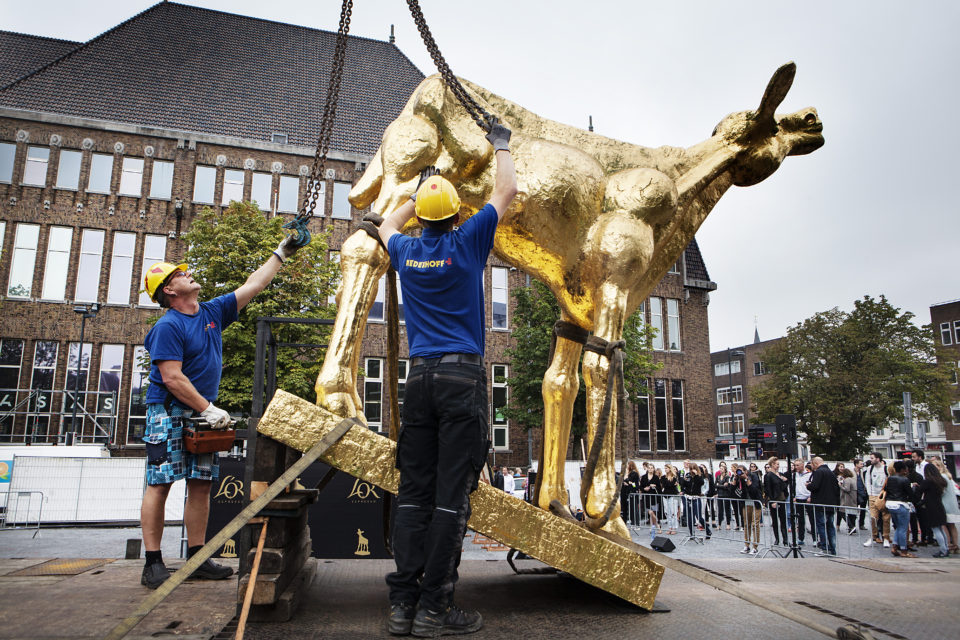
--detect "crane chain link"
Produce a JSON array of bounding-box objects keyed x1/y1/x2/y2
[
  {"x1": 296, "y1": 0, "x2": 354, "y2": 222},
  {"x1": 406, "y1": 0, "x2": 496, "y2": 132}
]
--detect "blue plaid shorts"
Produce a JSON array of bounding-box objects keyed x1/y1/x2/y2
[{"x1": 143, "y1": 402, "x2": 220, "y2": 485}]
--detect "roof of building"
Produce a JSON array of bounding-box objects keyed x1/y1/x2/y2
[
  {"x1": 0, "y1": 2, "x2": 424, "y2": 156},
  {"x1": 0, "y1": 31, "x2": 81, "y2": 88},
  {"x1": 683, "y1": 237, "x2": 712, "y2": 284}
]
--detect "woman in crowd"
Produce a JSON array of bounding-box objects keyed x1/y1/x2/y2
[
  {"x1": 931, "y1": 457, "x2": 959, "y2": 552},
  {"x1": 839, "y1": 468, "x2": 859, "y2": 533},
  {"x1": 919, "y1": 464, "x2": 949, "y2": 557},
  {"x1": 763, "y1": 456, "x2": 789, "y2": 546},
  {"x1": 715, "y1": 462, "x2": 740, "y2": 530},
  {"x1": 885, "y1": 460, "x2": 917, "y2": 558},
  {"x1": 638, "y1": 462, "x2": 661, "y2": 532},
  {"x1": 660, "y1": 464, "x2": 681, "y2": 535},
  {"x1": 620, "y1": 460, "x2": 641, "y2": 527},
  {"x1": 834, "y1": 462, "x2": 847, "y2": 529},
  {"x1": 700, "y1": 464, "x2": 718, "y2": 528},
  {"x1": 730, "y1": 463, "x2": 745, "y2": 530},
  {"x1": 680, "y1": 462, "x2": 711, "y2": 538},
  {"x1": 738, "y1": 466, "x2": 763, "y2": 555}
]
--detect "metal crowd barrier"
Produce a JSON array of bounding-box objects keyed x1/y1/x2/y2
[
  {"x1": 0, "y1": 490, "x2": 44, "y2": 538},
  {"x1": 625, "y1": 493, "x2": 874, "y2": 559}
]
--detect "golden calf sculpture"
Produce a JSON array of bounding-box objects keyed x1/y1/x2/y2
[{"x1": 315, "y1": 62, "x2": 823, "y2": 538}]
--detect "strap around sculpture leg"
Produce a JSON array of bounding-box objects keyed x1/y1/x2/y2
[{"x1": 358, "y1": 212, "x2": 387, "y2": 250}]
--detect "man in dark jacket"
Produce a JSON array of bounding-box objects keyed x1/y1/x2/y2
[
  {"x1": 492, "y1": 466, "x2": 505, "y2": 491},
  {"x1": 807, "y1": 457, "x2": 840, "y2": 555}
]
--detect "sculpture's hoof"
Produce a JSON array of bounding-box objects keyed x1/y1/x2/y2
[
  {"x1": 601, "y1": 516, "x2": 631, "y2": 541},
  {"x1": 314, "y1": 389, "x2": 362, "y2": 423}
]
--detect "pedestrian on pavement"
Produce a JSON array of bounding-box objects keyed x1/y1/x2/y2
[
  {"x1": 862, "y1": 452, "x2": 891, "y2": 548},
  {"x1": 792, "y1": 458, "x2": 812, "y2": 546},
  {"x1": 660, "y1": 465, "x2": 681, "y2": 535},
  {"x1": 738, "y1": 467, "x2": 763, "y2": 555},
  {"x1": 700, "y1": 464, "x2": 718, "y2": 527},
  {"x1": 919, "y1": 464, "x2": 949, "y2": 557},
  {"x1": 885, "y1": 461, "x2": 917, "y2": 558},
  {"x1": 854, "y1": 458, "x2": 868, "y2": 530},
  {"x1": 138, "y1": 236, "x2": 300, "y2": 589},
  {"x1": 380, "y1": 120, "x2": 517, "y2": 638},
  {"x1": 764, "y1": 456, "x2": 789, "y2": 546},
  {"x1": 930, "y1": 457, "x2": 960, "y2": 553},
  {"x1": 620, "y1": 461, "x2": 641, "y2": 526},
  {"x1": 639, "y1": 462, "x2": 660, "y2": 531},
  {"x1": 807, "y1": 456, "x2": 840, "y2": 555},
  {"x1": 716, "y1": 462, "x2": 739, "y2": 531},
  {"x1": 839, "y1": 468, "x2": 859, "y2": 534},
  {"x1": 680, "y1": 462, "x2": 711, "y2": 539},
  {"x1": 502, "y1": 467, "x2": 515, "y2": 496}
]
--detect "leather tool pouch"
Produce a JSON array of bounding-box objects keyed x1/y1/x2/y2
[{"x1": 183, "y1": 421, "x2": 236, "y2": 454}]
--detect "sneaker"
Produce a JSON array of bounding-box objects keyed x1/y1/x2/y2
[
  {"x1": 863, "y1": 539, "x2": 874, "y2": 547},
  {"x1": 883, "y1": 540, "x2": 891, "y2": 548},
  {"x1": 411, "y1": 605, "x2": 483, "y2": 638},
  {"x1": 141, "y1": 562, "x2": 170, "y2": 589},
  {"x1": 739, "y1": 547, "x2": 751, "y2": 554},
  {"x1": 388, "y1": 602, "x2": 416, "y2": 636},
  {"x1": 748, "y1": 549, "x2": 758, "y2": 556},
  {"x1": 932, "y1": 551, "x2": 949, "y2": 558},
  {"x1": 797, "y1": 540, "x2": 805, "y2": 546},
  {"x1": 189, "y1": 558, "x2": 234, "y2": 580},
  {"x1": 848, "y1": 527, "x2": 858, "y2": 535}
]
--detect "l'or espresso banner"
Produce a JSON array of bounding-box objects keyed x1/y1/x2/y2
[{"x1": 207, "y1": 457, "x2": 391, "y2": 559}]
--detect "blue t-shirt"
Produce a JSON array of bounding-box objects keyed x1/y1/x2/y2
[
  {"x1": 388, "y1": 204, "x2": 498, "y2": 358},
  {"x1": 144, "y1": 293, "x2": 238, "y2": 403}
]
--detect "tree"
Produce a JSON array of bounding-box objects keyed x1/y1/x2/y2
[
  {"x1": 752, "y1": 295, "x2": 953, "y2": 460},
  {"x1": 174, "y1": 201, "x2": 339, "y2": 414},
  {"x1": 502, "y1": 278, "x2": 660, "y2": 444}
]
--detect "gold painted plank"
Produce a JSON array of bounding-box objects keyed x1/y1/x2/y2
[{"x1": 258, "y1": 390, "x2": 663, "y2": 609}]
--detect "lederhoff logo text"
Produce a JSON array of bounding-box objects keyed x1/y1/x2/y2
[{"x1": 406, "y1": 257, "x2": 452, "y2": 268}]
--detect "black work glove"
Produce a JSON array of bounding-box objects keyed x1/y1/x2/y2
[
  {"x1": 410, "y1": 166, "x2": 441, "y2": 202},
  {"x1": 485, "y1": 121, "x2": 512, "y2": 152}
]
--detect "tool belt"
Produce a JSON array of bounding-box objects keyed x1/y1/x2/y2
[{"x1": 164, "y1": 393, "x2": 236, "y2": 454}]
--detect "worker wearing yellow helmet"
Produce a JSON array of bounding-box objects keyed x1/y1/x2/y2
[
  {"x1": 378, "y1": 121, "x2": 517, "y2": 637},
  {"x1": 137, "y1": 234, "x2": 302, "y2": 590}
]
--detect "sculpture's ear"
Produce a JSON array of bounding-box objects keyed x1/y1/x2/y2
[{"x1": 756, "y1": 62, "x2": 796, "y2": 126}]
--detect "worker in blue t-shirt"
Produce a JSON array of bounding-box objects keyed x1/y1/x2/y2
[
  {"x1": 136, "y1": 235, "x2": 301, "y2": 589},
  {"x1": 379, "y1": 121, "x2": 517, "y2": 637}
]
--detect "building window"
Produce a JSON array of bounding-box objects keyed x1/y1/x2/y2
[
  {"x1": 0, "y1": 339, "x2": 25, "y2": 438},
  {"x1": 650, "y1": 298, "x2": 664, "y2": 351},
  {"x1": 41, "y1": 226, "x2": 73, "y2": 301},
  {"x1": 668, "y1": 257, "x2": 682, "y2": 274},
  {"x1": 364, "y1": 358, "x2": 383, "y2": 431},
  {"x1": 492, "y1": 364, "x2": 509, "y2": 449},
  {"x1": 397, "y1": 359, "x2": 408, "y2": 416},
  {"x1": 654, "y1": 379, "x2": 668, "y2": 450},
  {"x1": 952, "y1": 402, "x2": 960, "y2": 425},
  {"x1": 87, "y1": 154, "x2": 113, "y2": 193},
  {"x1": 955, "y1": 320, "x2": 960, "y2": 345},
  {"x1": 149, "y1": 160, "x2": 174, "y2": 199},
  {"x1": 397, "y1": 279, "x2": 405, "y2": 324},
  {"x1": 96, "y1": 344, "x2": 124, "y2": 437},
  {"x1": 128, "y1": 346, "x2": 149, "y2": 443},
  {"x1": 492, "y1": 267, "x2": 508, "y2": 329},
  {"x1": 368, "y1": 276, "x2": 385, "y2": 321},
  {"x1": 8, "y1": 223, "x2": 40, "y2": 298},
  {"x1": 192, "y1": 165, "x2": 215, "y2": 203},
  {"x1": 221, "y1": 169, "x2": 244, "y2": 205},
  {"x1": 332, "y1": 182, "x2": 351, "y2": 219},
  {"x1": 754, "y1": 361, "x2": 767, "y2": 376},
  {"x1": 22, "y1": 146, "x2": 49, "y2": 187},
  {"x1": 138, "y1": 235, "x2": 167, "y2": 306},
  {"x1": 118, "y1": 157, "x2": 144, "y2": 196},
  {"x1": 714, "y1": 360, "x2": 741, "y2": 377},
  {"x1": 251, "y1": 172, "x2": 273, "y2": 211},
  {"x1": 56, "y1": 150, "x2": 82, "y2": 190},
  {"x1": 718, "y1": 414, "x2": 745, "y2": 435},
  {"x1": 62, "y1": 341, "x2": 92, "y2": 433},
  {"x1": 277, "y1": 175, "x2": 300, "y2": 213},
  {"x1": 0, "y1": 143, "x2": 15, "y2": 183},
  {"x1": 636, "y1": 392, "x2": 650, "y2": 451},
  {"x1": 27, "y1": 340, "x2": 58, "y2": 441},
  {"x1": 672, "y1": 380, "x2": 685, "y2": 450},
  {"x1": 107, "y1": 232, "x2": 136, "y2": 304},
  {"x1": 942, "y1": 323, "x2": 953, "y2": 346},
  {"x1": 271, "y1": 133, "x2": 288, "y2": 145},
  {"x1": 716, "y1": 386, "x2": 743, "y2": 405},
  {"x1": 950, "y1": 362, "x2": 958, "y2": 385},
  {"x1": 75, "y1": 229, "x2": 105, "y2": 303},
  {"x1": 666, "y1": 298, "x2": 680, "y2": 351}
]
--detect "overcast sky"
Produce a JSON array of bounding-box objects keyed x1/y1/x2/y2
[{"x1": 4, "y1": 0, "x2": 958, "y2": 351}]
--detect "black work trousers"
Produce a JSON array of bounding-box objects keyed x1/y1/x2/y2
[{"x1": 386, "y1": 360, "x2": 488, "y2": 612}]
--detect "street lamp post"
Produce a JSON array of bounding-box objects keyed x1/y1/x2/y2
[
  {"x1": 727, "y1": 348, "x2": 745, "y2": 457},
  {"x1": 68, "y1": 304, "x2": 99, "y2": 445}
]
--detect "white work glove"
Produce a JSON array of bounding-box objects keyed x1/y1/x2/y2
[
  {"x1": 200, "y1": 403, "x2": 232, "y2": 430},
  {"x1": 273, "y1": 235, "x2": 299, "y2": 264}
]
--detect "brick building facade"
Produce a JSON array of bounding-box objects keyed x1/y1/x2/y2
[
  {"x1": 0, "y1": 3, "x2": 719, "y2": 469},
  {"x1": 930, "y1": 299, "x2": 960, "y2": 471}
]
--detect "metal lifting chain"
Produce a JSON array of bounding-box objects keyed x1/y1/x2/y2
[
  {"x1": 286, "y1": 0, "x2": 354, "y2": 244},
  {"x1": 406, "y1": 0, "x2": 495, "y2": 131}
]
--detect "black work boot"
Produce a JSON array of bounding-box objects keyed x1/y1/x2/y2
[
  {"x1": 141, "y1": 561, "x2": 171, "y2": 589},
  {"x1": 388, "y1": 602, "x2": 416, "y2": 636},
  {"x1": 411, "y1": 605, "x2": 482, "y2": 637},
  {"x1": 189, "y1": 558, "x2": 234, "y2": 580}
]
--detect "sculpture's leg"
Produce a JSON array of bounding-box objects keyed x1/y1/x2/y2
[
  {"x1": 314, "y1": 231, "x2": 390, "y2": 419},
  {"x1": 537, "y1": 323, "x2": 583, "y2": 513},
  {"x1": 582, "y1": 282, "x2": 631, "y2": 540}
]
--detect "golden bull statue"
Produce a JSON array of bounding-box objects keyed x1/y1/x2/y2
[{"x1": 312, "y1": 62, "x2": 823, "y2": 538}]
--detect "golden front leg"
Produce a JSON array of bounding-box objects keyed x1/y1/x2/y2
[
  {"x1": 581, "y1": 282, "x2": 631, "y2": 540},
  {"x1": 537, "y1": 326, "x2": 582, "y2": 513},
  {"x1": 314, "y1": 229, "x2": 390, "y2": 419}
]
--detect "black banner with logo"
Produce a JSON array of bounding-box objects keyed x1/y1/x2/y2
[{"x1": 206, "y1": 456, "x2": 391, "y2": 559}]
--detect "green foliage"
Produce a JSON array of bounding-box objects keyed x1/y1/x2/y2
[
  {"x1": 502, "y1": 278, "x2": 660, "y2": 440},
  {"x1": 179, "y1": 201, "x2": 339, "y2": 414},
  {"x1": 752, "y1": 295, "x2": 953, "y2": 460}
]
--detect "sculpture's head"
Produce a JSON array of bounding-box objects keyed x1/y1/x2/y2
[{"x1": 711, "y1": 62, "x2": 825, "y2": 187}]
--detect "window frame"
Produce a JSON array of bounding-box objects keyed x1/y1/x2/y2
[
  {"x1": 716, "y1": 385, "x2": 743, "y2": 406},
  {"x1": 22, "y1": 145, "x2": 50, "y2": 187},
  {"x1": 149, "y1": 160, "x2": 174, "y2": 200},
  {"x1": 367, "y1": 276, "x2": 385, "y2": 322},
  {"x1": 671, "y1": 379, "x2": 685, "y2": 451},
  {"x1": 221, "y1": 168, "x2": 244, "y2": 205},
  {"x1": 96, "y1": 344, "x2": 124, "y2": 440},
  {"x1": 40, "y1": 225, "x2": 74, "y2": 301},
  {"x1": 491, "y1": 266, "x2": 509, "y2": 330},
  {"x1": 87, "y1": 153, "x2": 114, "y2": 194},
  {"x1": 127, "y1": 346, "x2": 149, "y2": 444},
  {"x1": 27, "y1": 340, "x2": 59, "y2": 442},
  {"x1": 650, "y1": 298, "x2": 664, "y2": 351},
  {"x1": 8, "y1": 223, "x2": 40, "y2": 299},
  {"x1": 192, "y1": 165, "x2": 216, "y2": 204},
  {"x1": 276, "y1": 175, "x2": 300, "y2": 213},
  {"x1": 74, "y1": 228, "x2": 105, "y2": 303},
  {"x1": 654, "y1": 378, "x2": 668, "y2": 450},
  {"x1": 62, "y1": 341, "x2": 92, "y2": 434},
  {"x1": 363, "y1": 357, "x2": 383, "y2": 432},
  {"x1": 636, "y1": 391, "x2": 651, "y2": 451},
  {"x1": 941, "y1": 322, "x2": 953, "y2": 346},
  {"x1": 55, "y1": 149, "x2": 83, "y2": 191},
  {"x1": 251, "y1": 171, "x2": 274, "y2": 212},
  {"x1": 118, "y1": 157, "x2": 144, "y2": 197},
  {"x1": 0, "y1": 142, "x2": 15, "y2": 183},
  {"x1": 666, "y1": 297, "x2": 681, "y2": 351},
  {"x1": 0, "y1": 339, "x2": 25, "y2": 438},
  {"x1": 331, "y1": 181, "x2": 352, "y2": 219},
  {"x1": 138, "y1": 234, "x2": 167, "y2": 307},
  {"x1": 492, "y1": 364, "x2": 509, "y2": 450},
  {"x1": 107, "y1": 231, "x2": 136, "y2": 305}
]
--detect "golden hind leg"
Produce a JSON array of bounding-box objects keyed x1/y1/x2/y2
[
  {"x1": 581, "y1": 282, "x2": 631, "y2": 540},
  {"x1": 537, "y1": 326, "x2": 583, "y2": 513}
]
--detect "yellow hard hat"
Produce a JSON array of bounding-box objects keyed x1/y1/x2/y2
[
  {"x1": 414, "y1": 175, "x2": 460, "y2": 221},
  {"x1": 142, "y1": 261, "x2": 188, "y2": 301}
]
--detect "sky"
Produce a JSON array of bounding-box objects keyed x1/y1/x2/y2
[{"x1": 4, "y1": 0, "x2": 958, "y2": 352}]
